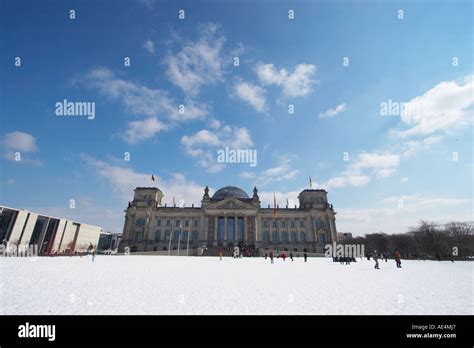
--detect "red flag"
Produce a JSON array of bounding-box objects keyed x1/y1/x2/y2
[
  {"x1": 273, "y1": 192, "x2": 278, "y2": 219},
  {"x1": 151, "y1": 174, "x2": 155, "y2": 181}
]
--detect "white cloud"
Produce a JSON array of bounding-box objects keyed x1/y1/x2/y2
[
  {"x1": 81, "y1": 154, "x2": 208, "y2": 206},
  {"x1": 337, "y1": 194, "x2": 473, "y2": 235},
  {"x1": 2, "y1": 131, "x2": 37, "y2": 152},
  {"x1": 255, "y1": 62, "x2": 317, "y2": 98},
  {"x1": 137, "y1": 0, "x2": 156, "y2": 9},
  {"x1": 395, "y1": 74, "x2": 474, "y2": 137},
  {"x1": 321, "y1": 175, "x2": 370, "y2": 189},
  {"x1": 240, "y1": 171, "x2": 256, "y2": 179},
  {"x1": 316, "y1": 152, "x2": 400, "y2": 190},
  {"x1": 165, "y1": 23, "x2": 226, "y2": 96},
  {"x1": 234, "y1": 80, "x2": 267, "y2": 113},
  {"x1": 319, "y1": 103, "x2": 347, "y2": 119},
  {"x1": 401, "y1": 136, "x2": 442, "y2": 158},
  {"x1": 382, "y1": 194, "x2": 471, "y2": 209},
  {"x1": 75, "y1": 68, "x2": 209, "y2": 143},
  {"x1": 255, "y1": 63, "x2": 287, "y2": 85},
  {"x1": 143, "y1": 40, "x2": 155, "y2": 54},
  {"x1": 241, "y1": 154, "x2": 299, "y2": 186},
  {"x1": 122, "y1": 117, "x2": 167, "y2": 144},
  {"x1": 181, "y1": 122, "x2": 254, "y2": 173},
  {"x1": 375, "y1": 168, "x2": 395, "y2": 179},
  {"x1": 350, "y1": 153, "x2": 400, "y2": 171},
  {"x1": 1, "y1": 131, "x2": 41, "y2": 164}
]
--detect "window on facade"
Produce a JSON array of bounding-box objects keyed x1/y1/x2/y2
[
  {"x1": 217, "y1": 217, "x2": 225, "y2": 242},
  {"x1": 155, "y1": 230, "x2": 161, "y2": 242},
  {"x1": 135, "y1": 231, "x2": 144, "y2": 241},
  {"x1": 300, "y1": 231, "x2": 306, "y2": 242},
  {"x1": 290, "y1": 221, "x2": 295, "y2": 228},
  {"x1": 156, "y1": 219, "x2": 161, "y2": 226},
  {"x1": 176, "y1": 220, "x2": 180, "y2": 227},
  {"x1": 165, "y1": 230, "x2": 171, "y2": 242},
  {"x1": 166, "y1": 220, "x2": 171, "y2": 226},
  {"x1": 319, "y1": 234, "x2": 327, "y2": 244},
  {"x1": 272, "y1": 231, "x2": 278, "y2": 243},
  {"x1": 263, "y1": 231, "x2": 269, "y2": 244},
  {"x1": 185, "y1": 220, "x2": 189, "y2": 227},
  {"x1": 193, "y1": 230, "x2": 199, "y2": 244},
  {"x1": 291, "y1": 231, "x2": 297, "y2": 243},
  {"x1": 136, "y1": 218, "x2": 146, "y2": 226},
  {"x1": 263, "y1": 220, "x2": 268, "y2": 227},
  {"x1": 226, "y1": 218, "x2": 235, "y2": 241},
  {"x1": 182, "y1": 231, "x2": 189, "y2": 242},
  {"x1": 299, "y1": 220, "x2": 305, "y2": 228},
  {"x1": 194, "y1": 220, "x2": 199, "y2": 227},
  {"x1": 281, "y1": 232, "x2": 288, "y2": 243},
  {"x1": 174, "y1": 230, "x2": 180, "y2": 242},
  {"x1": 237, "y1": 218, "x2": 244, "y2": 241},
  {"x1": 315, "y1": 218, "x2": 326, "y2": 229},
  {"x1": 271, "y1": 221, "x2": 276, "y2": 228}
]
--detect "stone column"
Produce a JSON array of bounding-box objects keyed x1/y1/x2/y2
[
  {"x1": 234, "y1": 214, "x2": 238, "y2": 243},
  {"x1": 203, "y1": 215, "x2": 207, "y2": 244},
  {"x1": 214, "y1": 216, "x2": 218, "y2": 244},
  {"x1": 224, "y1": 215, "x2": 228, "y2": 242},
  {"x1": 244, "y1": 216, "x2": 248, "y2": 242},
  {"x1": 254, "y1": 216, "x2": 258, "y2": 243}
]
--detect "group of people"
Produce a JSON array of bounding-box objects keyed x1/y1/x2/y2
[
  {"x1": 332, "y1": 256, "x2": 357, "y2": 264},
  {"x1": 264, "y1": 251, "x2": 308, "y2": 263}
]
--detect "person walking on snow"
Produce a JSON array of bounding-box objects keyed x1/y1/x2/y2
[
  {"x1": 269, "y1": 251, "x2": 274, "y2": 264},
  {"x1": 395, "y1": 250, "x2": 402, "y2": 268},
  {"x1": 303, "y1": 252, "x2": 308, "y2": 262},
  {"x1": 290, "y1": 252, "x2": 294, "y2": 261},
  {"x1": 373, "y1": 251, "x2": 380, "y2": 269},
  {"x1": 281, "y1": 253, "x2": 286, "y2": 261},
  {"x1": 219, "y1": 250, "x2": 223, "y2": 261}
]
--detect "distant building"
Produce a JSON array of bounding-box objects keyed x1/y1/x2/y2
[
  {"x1": 119, "y1": 185, "x2": 338, "y2": 255},
  {"x1": 97, "y1": 231, "x2": 122, "y2": 252},
  {"x1": 0, "y1": 205, "x2": 102, "y2": 255},
  {"x1": 337, "y1": 232, "x2": 353, "y2": 242}
]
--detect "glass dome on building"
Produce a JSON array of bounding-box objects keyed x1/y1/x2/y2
[{"x1": 212, "y1": 186, "x2": 249, "y2": 199}]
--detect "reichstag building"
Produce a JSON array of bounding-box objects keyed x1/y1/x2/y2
[{"x1": 119, "y1": 186, "x2": 338, "y2": 255}]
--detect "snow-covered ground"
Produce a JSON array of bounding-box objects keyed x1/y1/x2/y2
[{"x1": 1, "y1": 255, "x2": 472, "y2": 315}]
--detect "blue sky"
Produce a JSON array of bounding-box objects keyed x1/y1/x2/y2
[{"x1": 1, "y1": 0, "x2": 472, "y2": 235}]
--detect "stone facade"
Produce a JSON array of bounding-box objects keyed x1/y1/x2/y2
[{"x1": 119, "y1": 186, "x2": 338, "y2": 255}]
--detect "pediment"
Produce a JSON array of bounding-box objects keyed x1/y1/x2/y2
[{"x1": 205, "y1": 198, "x2": 257, "y2": 211}]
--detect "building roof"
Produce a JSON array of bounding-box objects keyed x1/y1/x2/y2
[{"x1": 212, "y1": 186, "x2": 249, "y2": 199}]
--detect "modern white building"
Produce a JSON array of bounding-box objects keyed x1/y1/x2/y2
[{"x1": 0, "y1": 205, "x2": 103, "y2": 255}]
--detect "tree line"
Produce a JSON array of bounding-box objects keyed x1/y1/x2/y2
[{"x1": 342, "y1": 221, "x2": 474, "y2": 260}]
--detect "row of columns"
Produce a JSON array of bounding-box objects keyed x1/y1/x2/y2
[{"x1": 212, "y1": 215, "x2": 252, "y2": 243}]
